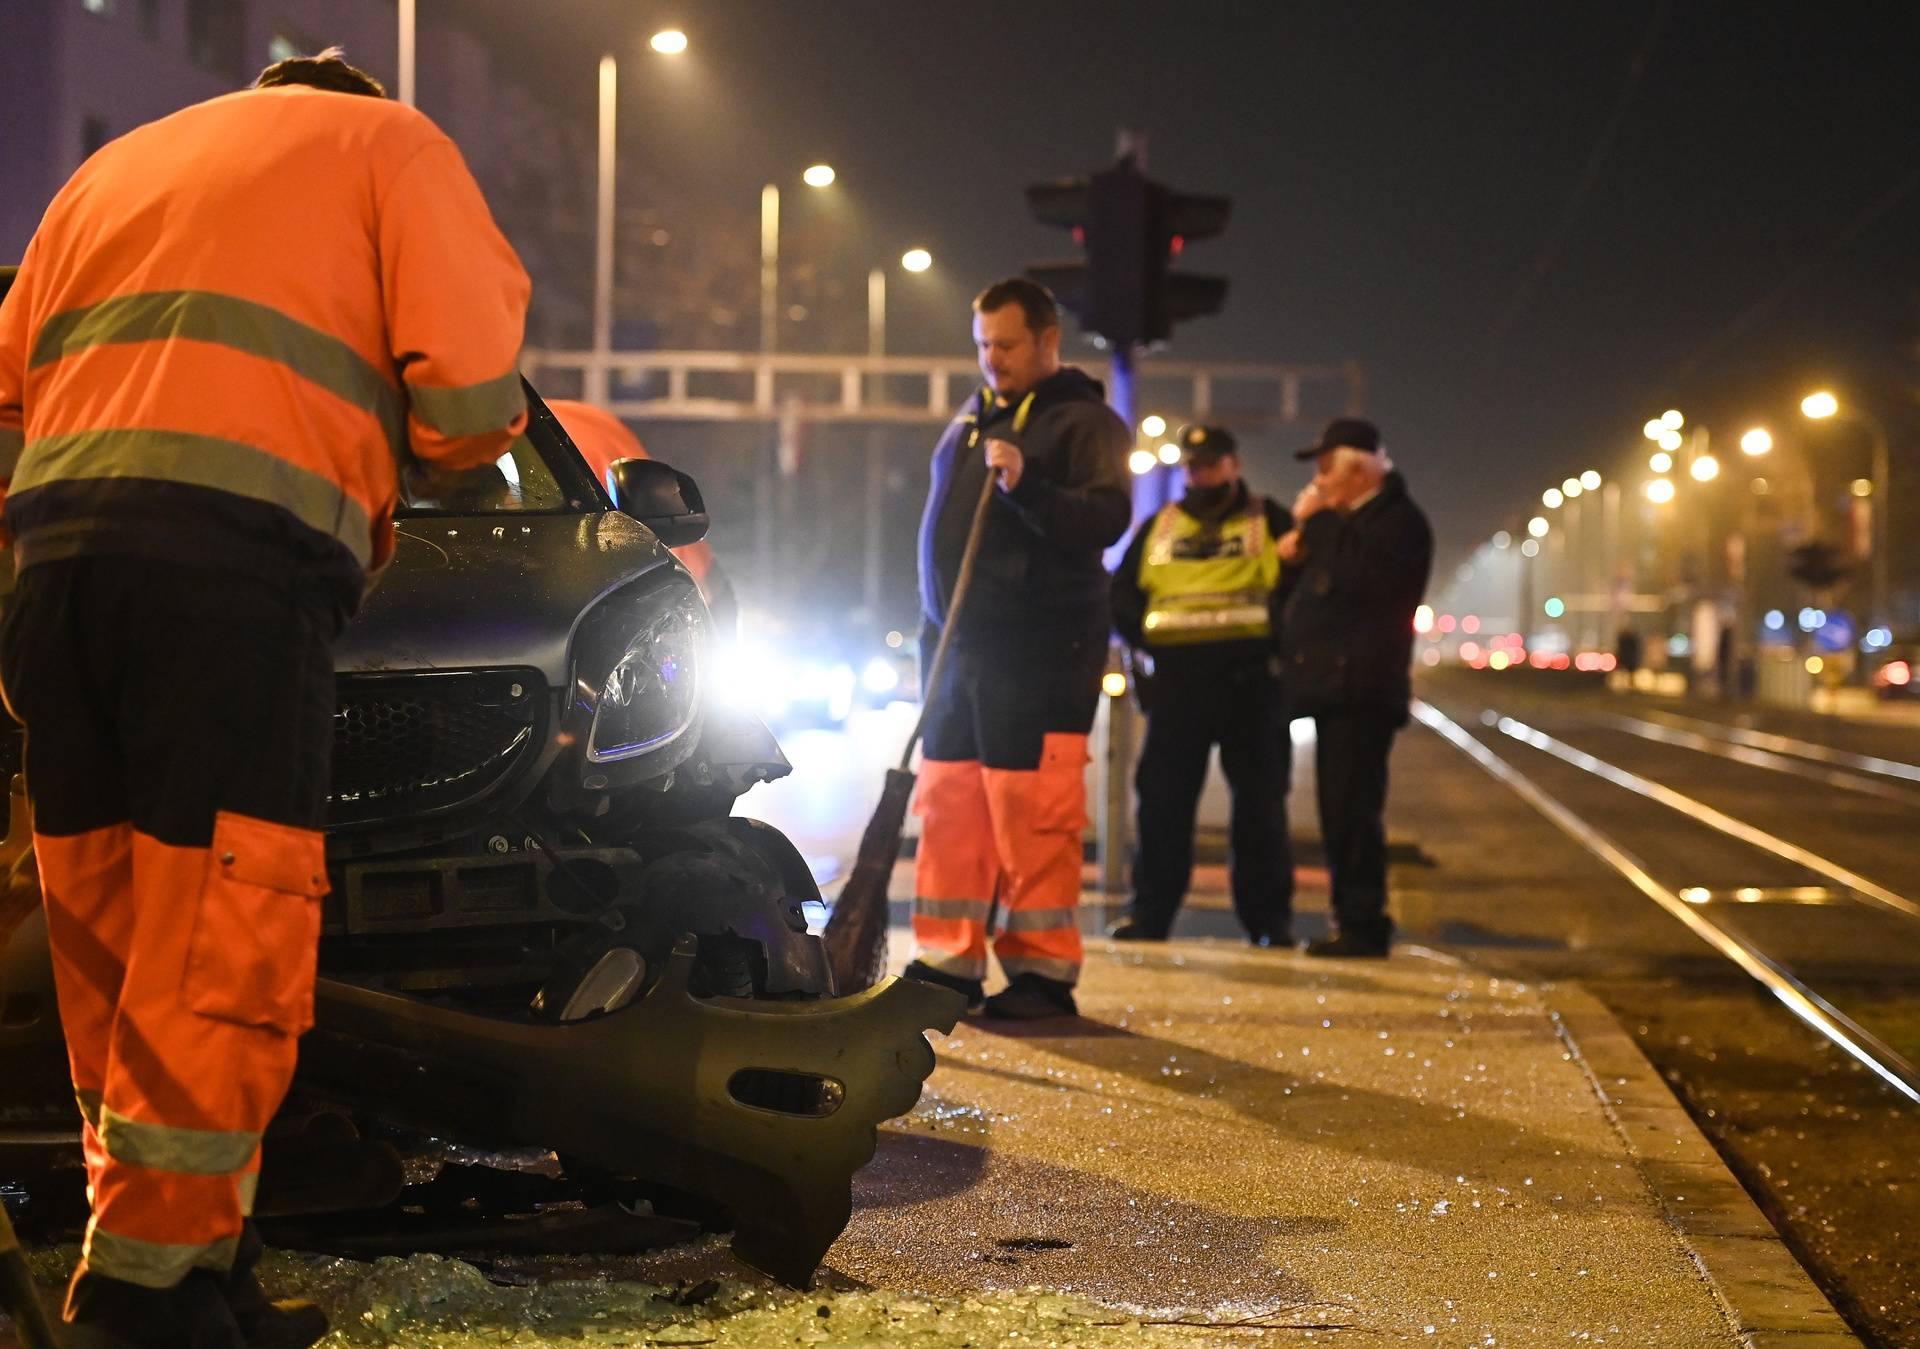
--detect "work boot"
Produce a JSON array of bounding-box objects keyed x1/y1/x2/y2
[
  {"x1": 64, "y1": 1265, "x2": 244, "y2": 1349},
  {"x1": 1106, "y1": 919, "x2": 1168, "y2": 942},
  {"x1": 1303, "y1": 928, "x2": 1390, "y2": 958},
  {"x1": 980, "y1": 973, "x2": 1078, "y2": 1021},
  {"x1": 223, "y1": 1222, "x2": 329, "y2": 1349},
  {"x1": 901, "y1": 959, "x2": 985, "y2": 1014}
]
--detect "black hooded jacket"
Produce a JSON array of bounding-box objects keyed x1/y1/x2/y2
[
  {"x1": 917, "y1": 368, "x2": 1131, "y2": 649},
  {"x1": 1276, "y1": 471, "x2": 1433, "y2": 721}
]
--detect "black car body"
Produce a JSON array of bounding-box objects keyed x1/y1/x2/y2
[{"x1": 0, "y1": 386, "x2": 958, "y2": 1287}]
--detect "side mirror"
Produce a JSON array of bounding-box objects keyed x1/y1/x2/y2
[{"x1": 608, "y1": 458, "x2": 709, "y2": 548}]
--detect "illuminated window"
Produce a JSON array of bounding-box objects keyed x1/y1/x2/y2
[{"x1": 266, "y1": 24, "x2": 316, "y2": 64}]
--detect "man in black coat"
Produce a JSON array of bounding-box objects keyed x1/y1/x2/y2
[{"x1": 1276, "y1": 418, "x2": 1433, "y2": 957}]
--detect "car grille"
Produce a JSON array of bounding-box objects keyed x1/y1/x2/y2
[{"x1": 328, "y1": 670, "x2": 542, "y2": 828}]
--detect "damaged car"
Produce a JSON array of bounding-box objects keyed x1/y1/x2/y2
[{"x1": 0, "y1": 384, "x2": 960, "y2": 1289}]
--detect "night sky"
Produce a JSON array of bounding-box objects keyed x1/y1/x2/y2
[{"x1": 461, "y1": 1, "x2": 1920, "y2": 573}]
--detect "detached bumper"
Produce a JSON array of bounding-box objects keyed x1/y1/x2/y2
[{"x1": 302, "y1": 940, "x2": 963, "y2": 1287}]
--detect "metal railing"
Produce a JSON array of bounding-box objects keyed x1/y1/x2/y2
[{"x1": 522, "y1": 347, "x2": 1364, "y2": 428}]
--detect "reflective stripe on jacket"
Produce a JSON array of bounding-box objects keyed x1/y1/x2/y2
[
  {"x1": 0, "y1": 85, "x2": 530, "y2": 580},
  {"x1": 1137, "y1": 500, "x2": 1279, "y2": 645}
]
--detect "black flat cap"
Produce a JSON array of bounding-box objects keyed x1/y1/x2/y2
[{"x1": 1295, "y1": 416, "x2": 1382, "y2": 461}]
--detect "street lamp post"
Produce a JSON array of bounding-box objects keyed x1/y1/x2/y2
[
  {"x1": 1802, "y1": 391, "x2": 1892, "y2": 631},
  {"x1": 397, "y1": 0, "x2": 416, "y2": 107},
  {"x1": 589, "y1": 53, "x2": 616, "y2": 407},
  {"x1": 760, "y1": 185, "x2": 780, "y2": 358},
  {"x1": 586, "y1": 35, "x2": 686, "y2": 406},
  {"x1": 864, "y1": 266, "x2": 886, "y2": 615}
]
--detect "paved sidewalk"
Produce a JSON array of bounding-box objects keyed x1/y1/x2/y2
[{"x1": 817, "y1": 924, "x2": 1850, "y2": 1346}]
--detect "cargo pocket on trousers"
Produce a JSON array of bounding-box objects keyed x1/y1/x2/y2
[
  {"x1": 182, "y1": 813, "x2": 328, "y2": 1035},
  {"x1": 1033, "y1": 732, "x2": 1091, "y2": 834}
]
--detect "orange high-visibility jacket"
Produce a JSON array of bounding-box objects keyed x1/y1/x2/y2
[{"x1": 0, "y1": 85, "x2": 530, "y2": 587}]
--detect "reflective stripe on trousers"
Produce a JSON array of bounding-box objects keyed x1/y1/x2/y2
[
  {"x1": 36, "y1": 825, "x2": 311, "y2": 1287},
  {"x1": 909, "y1": 733, "x2": 1088, "y2": 985}
]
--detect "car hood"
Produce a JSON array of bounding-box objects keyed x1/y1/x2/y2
[{"x1": 335, "y1": 511, "x2": 675, "y2": 686}]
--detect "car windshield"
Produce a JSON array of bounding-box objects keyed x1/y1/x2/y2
[{"x1": 398, "y1": 388, "x2": 604, "y2": 516}]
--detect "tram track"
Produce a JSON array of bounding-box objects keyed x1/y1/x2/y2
[
  {"x1": 1409, "y1": 679, "x2": 1920, "y2": 1342},
  {"x1": 1414, "y1": 698, "x2": 1920, "y2": 1105}
]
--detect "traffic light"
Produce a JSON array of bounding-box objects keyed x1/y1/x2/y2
[
  {"x1": 1024, "y1": 152, "x2": 1230, "y2": 348},
  {"x1": 1786, "y1": 540, "x2": 1852, "y2": 590}
]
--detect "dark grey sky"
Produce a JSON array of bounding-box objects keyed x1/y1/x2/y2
[{"x1": 466, "y1": 0, "x2": 1920, "y2": 570}]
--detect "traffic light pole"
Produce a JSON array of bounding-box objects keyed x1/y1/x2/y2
[{"x1": 1099, "y1": 341, "x2": 1139, "y2": 901}]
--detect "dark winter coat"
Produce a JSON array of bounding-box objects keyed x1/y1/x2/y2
[
  {"x1": 917, "y1": 367, "x2": 1132, "y2": 650},
  {"x1": 1276, "y1": 471, "x2": 1433, "y2": 722}
]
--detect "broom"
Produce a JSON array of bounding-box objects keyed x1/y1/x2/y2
[{"x1": 822, "y1": 470, "x2": 999, "y2": 994}]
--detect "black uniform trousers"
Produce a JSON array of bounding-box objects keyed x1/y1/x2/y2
[
  {"x1": 1130, "y1": 659, "x2": 1292, "y2": 940},
  {"x1": 1310, "y1": 709, "x2": 1399, "y2": 944}
]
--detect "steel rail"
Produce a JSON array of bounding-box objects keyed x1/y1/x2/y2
[
  {"x1": 1489, "y1": 713, "x2": 1920, "y2": 924},
  {"x1": 1588, "y1": 710, "x2": 1920, "y2": 808},
  {"x1": 1636, "y1": 708, "x2": 1920, "y2": 786},
  {"x1": 1412, "y1": 700, "x2": 1920, "y2": 1107}
]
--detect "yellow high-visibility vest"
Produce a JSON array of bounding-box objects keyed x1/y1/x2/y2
[{"x1": 1138, "y1": 500, "x2": 1279, "y2": 646}]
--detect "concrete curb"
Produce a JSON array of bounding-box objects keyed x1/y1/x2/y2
[{"x1": 1542, "y1": 980, "x2": 1863, "y2": 1348}]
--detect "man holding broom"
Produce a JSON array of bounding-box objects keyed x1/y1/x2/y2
[{"x1": 901, "y1": 279, "x2": 1132, "y2": 1020}]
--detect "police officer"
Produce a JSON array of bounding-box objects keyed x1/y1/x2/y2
[{"x1": 1110, "y1": 425, "x2": 1295, "y2": 944}]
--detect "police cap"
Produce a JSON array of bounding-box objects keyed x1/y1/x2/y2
[{"x1": 1179, "y1": 424, "x2": 1238, "y2": 464}]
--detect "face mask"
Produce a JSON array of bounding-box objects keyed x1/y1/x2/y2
[{"x1": 1186, "y1": 482, "x2": 1233, "y2": 510}]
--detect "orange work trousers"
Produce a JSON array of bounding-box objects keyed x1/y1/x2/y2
[
  {"x1": 908, "y1": 634, "x2": 1105, "y2": 986},
  {"x1": 0, "y1": 556, "x2": 338, "y2": 1289}
]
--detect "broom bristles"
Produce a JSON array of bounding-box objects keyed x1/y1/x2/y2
[{"x1": 822, "y1": 767, "x2": 917, "y2": 994}]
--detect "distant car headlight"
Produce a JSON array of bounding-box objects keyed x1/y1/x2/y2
[
  {"x1": 588, "y1": 588, "x2": 708, "y2": 762},
  {"x1": 862, "y1": 656, "x2": 900, "y2": 696}
]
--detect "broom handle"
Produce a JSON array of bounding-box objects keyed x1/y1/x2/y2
[{"x1": 900, "y1": 470, "x2": 999, "y2": 772}]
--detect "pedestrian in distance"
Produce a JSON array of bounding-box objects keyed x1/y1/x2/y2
[
  {"x1": 902, "y1": 278, "x2": 1132, "y2": 1020},
  {"x1": 1275, "y1": 418, "x2": 1433, "y2": 957},
  {"x1": 1109, "y1": 424, "x2": 1296, "y2": 945},
  {"x1": 0, "y1": 50, "x2": 529, "y2": 1349}
]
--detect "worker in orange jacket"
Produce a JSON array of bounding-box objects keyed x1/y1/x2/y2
[
  {"x1": 0, "y1": 51, "x2": 528, "y2": 1349},
  {"x1": 545, "y1": 399, "x2": 736, "y2": 633}
]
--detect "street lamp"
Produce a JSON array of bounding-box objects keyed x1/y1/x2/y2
[
  {"x1": 1140, "y1": 414, "x2": 1167, "y2": 438},
  {"x1": 761, "y1": 165, "x2": 838, "y2": 355},
  {"x1": 1542, "y1": 487, "x2": 1564, "y2": 509},
  {"x1": 1646, "y1": 479, "x2": 1676, "y2": 504},
  {"x1": 1662, "y1": 409, "x2": 1684, "y2": 431},
  {"x1": 587, "y1": 36, "x2": 692, "y2": 402},
  {"x1": 1650, "y1": 451, "x2": 1673, "y2": 474},
  {"x1": 1800, "y1": 389, "x2": 1892, "y2": 628},
  {"x1": 1581, "y1": 470, "x2": 1602, "y2": 490},
  {"x1": 901, "y1": 247, "x2": 933, "y2": 273},
  {"x1": 1528, "y1": 515, "x2": 1550, "y2": 538},
  {"x1": 1690, "y1": 454, "x2": 1720, "y2": 483},
  {"x1": 1740, "y1": 428, "x2": 1773, "y2": 457}
]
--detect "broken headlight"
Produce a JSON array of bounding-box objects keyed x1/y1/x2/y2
[{"x1": 587, "y1": 587, "x2": 708, "y2": 763}]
